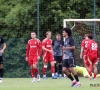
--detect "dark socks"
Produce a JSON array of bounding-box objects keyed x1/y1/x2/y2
[
  {"x1": 58, "y1": 64, "x2": 62, "y2": 74},
  {"x1": 68, "y1": 74, "x2": 74, "y2": 81},
  {"x1": 74, "y1": 75, "x2": 79, "y2": 82},
  {"x1": 55, "y1": 64, "x2": 57, "y2": 73},
  {"x1": 0, "y1": 68, "x2": 3, "y2": 78}
]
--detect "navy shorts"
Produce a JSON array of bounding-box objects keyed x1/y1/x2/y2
[
  {"x1": 54, "y1": 56, "x2": 63, "y2": 63},
  {"x1": 62, "y1": 57, "x2": 76, "y2": 68}
]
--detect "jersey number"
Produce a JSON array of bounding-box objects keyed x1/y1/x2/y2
[
  {"x1": 85, "y1": 41, "x2": 88, "y2": 48},
  {"x1": 91, "y1": 43, "x2": 97, "y2": 50}
]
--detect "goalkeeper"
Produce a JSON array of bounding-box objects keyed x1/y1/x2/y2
[{"x1": 74, "y1": 66, "x2": 100, "y2": 78}]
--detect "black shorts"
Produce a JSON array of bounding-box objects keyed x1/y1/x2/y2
[
  {"x1": 62, "y1": 57, "x2": 76, "y2": 68},
  {"x1": 54, "y1": 56, "x2": 63, "y2": 63},
  {"x1": 0, "y1": 56, "x2": 3, "y2": 64}
]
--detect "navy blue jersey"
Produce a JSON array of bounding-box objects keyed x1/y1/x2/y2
[
  {"x1": 64, "y1": 37, "x2": 75, "y2": 59},
  {"x1": 52, "y1": 39, "x2": 64, "y2": 56}
]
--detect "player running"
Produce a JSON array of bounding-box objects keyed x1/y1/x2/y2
[
  {"x1": 0, "y1": 36, "x2": 6, "y2": 83},
  {"x1": 62, "y1": 28, "x2": 81, "y2": 87},
  {"x1": 42, "y1": 31, "x2": 57, "y2": 79},
  {"x1": 26, "y1": 32, "x2": 42, "y2": 82},
  {"x1": 85, "y1": 34, "x2": 99, "y2": 80},
  {"x1": 52, "y1": 34, "x2": 64, "y2": 78}
]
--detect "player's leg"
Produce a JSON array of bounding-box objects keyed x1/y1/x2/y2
[
  {"x1": 42, "y1": 54, "x2": 48, "y2": 79},
  {"x1": 33, "y1": 56, "x2": 40, "y2": 82},
  {"x1": 62, "y1": 60, "x2": 76, "y2": 87},
  {"x1": 0, "y1": 56, "x2": 4, "y2": 83},
  {"x1": 92, "y1": 57, "x2": 98, "y2": 79},
  {"x1": 85, "y1": 56, "x2": 93, "y2": 79},
  {"x1": 42, "y1": 62, "x2": 48, "y2": 79},
  {"x1": 93, "y1": 64, "x2": 97, "y2": 79},
  {"x1": 54, "y1": 56, "x2": 58, "y2": 77},
  {"x1": 58, "y1": 56, "x2": 63, "y2": 78},
  {"x1": 28, "y1": 56, "x2": 36, "y2": 82},
  {"x1": 50, "y1": 54, "x2": 57, "y2": 79},
  {"x1": 68, "y1": 57, "x2": 81, "y2": 87}
]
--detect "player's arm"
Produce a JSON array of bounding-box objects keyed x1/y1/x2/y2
[
  {"x1": 42, "y1": 41, "x2": 53, "y2": 53},
  {"x1": 42, "y1": 46, "x2": 53, "y2": 52},
  {"x1": 80, "y1": 41, "x2": 84, "y2": 59},
  {"x1": 26, "y1": 41, "x2": 30, "y2": 61},
  {"x1": 62, "y1": 38, "x2": 75, "y2": 50},
  {"x1": 80, "y1": 46, "x2": 84, "y2": 59},
  {"x1": 0, "y1": 37, "x2": 6, "y2": 54},
  {"x1": 38, "y1": 40, "x2": 42, "y2": 60}
]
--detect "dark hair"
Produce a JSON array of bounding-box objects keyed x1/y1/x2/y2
[
  {"x1": 62, "y1": 28, "x2": 72, "y2": 36},
  {"x1": 31, "y1": 31, "x2": 36, "y2": 34},
  {"x1": 56, "y1": 33, "x2": 61, "y2": 37},
  {"x1": 88, "y1": 34, "x2": 93, "y2": 39}
]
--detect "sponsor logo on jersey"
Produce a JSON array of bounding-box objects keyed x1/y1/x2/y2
[
  {"x1": 46, "y1": 45, "x2": 51, "y2": 47},
  {"x1": 30, "y1": 45, "x2": 37, "y2": 48}
]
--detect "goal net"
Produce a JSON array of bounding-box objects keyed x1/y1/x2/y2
[{"x1": 63, "y1": 19, "x2": 100, "y2": 72}]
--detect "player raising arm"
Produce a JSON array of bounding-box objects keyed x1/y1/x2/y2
[{"x1": 26, "y1": 32, "x2": 42, "y2": 82}]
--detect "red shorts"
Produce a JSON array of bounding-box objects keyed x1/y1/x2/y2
[
  {"x1": 43, "y1": 53, "x2": 54, "y2": 63},
  {"x1": 86, "y1": 54, "x2": 98, "y2": 65},
  {"x1": 28, "y1": 56, "x2": 38, "y2": 65}
]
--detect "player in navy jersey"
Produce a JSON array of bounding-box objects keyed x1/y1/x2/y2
[
  {"x1": 52, "y1": 34, "x2": 64, "y2": 78},
  {"x1": 0, "y1": 36, "x2": 6, "y2": 83},
  {"x1": 62, "y1": 28, "x2": 81, "y2": 87}
]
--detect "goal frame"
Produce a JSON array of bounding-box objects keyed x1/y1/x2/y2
[{"x1": 63, "y1": 19, "x2": 100, "y2": 28}]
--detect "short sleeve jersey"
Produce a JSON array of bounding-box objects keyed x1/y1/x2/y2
[
  {"x1": 52, "y1": 39, "x2": 64, "y2": 56},
  {"x1": 64, "y1": 37, "x2": 75, "y2": 59},
  {"x1": 81, "y1": 39, "x2": 89, "y2": 55},
  {"x1": 42, "y1": 38, "x2": 52, "y2": 54}
]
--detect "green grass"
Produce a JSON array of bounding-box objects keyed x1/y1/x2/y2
[{"x1": 0, "y1": 77, "x2": 100, "y2": 90}]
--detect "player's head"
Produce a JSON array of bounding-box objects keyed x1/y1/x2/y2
[
  {"x1": 46, "y1": 31, "x2": 52, "y2": 39},
  {"x1": 31, "y1": 32, "x2": 36, "y2": 39},
  {"x1": 88, "y1": 34, "x2": 93, "y2": 40},
  {"x1": 62, "y1": 28, "x2": 72, "y2": 37},
  {"x1": 56, "y1": 34, "x2": 61, "y2": 41},
  {"x1": 84, "y1": 34, "x2": 89, "y2": 39}
]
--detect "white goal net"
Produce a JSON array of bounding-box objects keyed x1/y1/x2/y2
[{"x1": 63, "y1": 19, "x2": 100, "y2": 70}]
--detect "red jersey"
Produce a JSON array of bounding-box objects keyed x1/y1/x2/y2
[
  {"x1": 42, "y1": 38, "x2": 53, "y2": 54},
  {"x1": 26, "y1": 39, "x2": 42, "y2": 57},
  {"x1": 86, "y1": 40, "x2": 98, "y2": 57},
  {"x1": 81, "y1": 39, "x2": 89, "y2": 55}
]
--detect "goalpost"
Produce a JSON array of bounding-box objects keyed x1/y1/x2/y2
[
  {"x1": 63, "y1": 19, "x2": 100, "y2": 71},
  {"x1": 63, "y1": 19, "x2": 100, "y2": 41}
]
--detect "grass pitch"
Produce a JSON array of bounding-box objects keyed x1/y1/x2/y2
[{"x1": 0, "y1": 77, "x2": 100, "y2": 90}]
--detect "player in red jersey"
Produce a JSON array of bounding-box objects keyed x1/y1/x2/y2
[
  {"x1": 26, "y1": 32, "x2": 42, "y2": 82},
  {"x1": 85, "y1": 34, "x2": 99, "y2": 80},
  {"x1": 80, "y1": 34, "x2": 92, "y2": 71},
  {"x1": 42, "y1": 31, "x2": 57, "y2": 79}
]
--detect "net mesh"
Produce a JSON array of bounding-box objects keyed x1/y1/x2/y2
[{"x1": 65, "y1": 20, "x2": 100, "y2": 72}]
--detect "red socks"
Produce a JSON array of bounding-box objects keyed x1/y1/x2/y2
[
  {"x1": 51, "y1": 66, "x2": 55, "y2": 73},
  {"x1": 31, "y1": 69, "x2": 35, "y2": 78},
  {"x1": 42, "y1": 67, "x2": 47, "y2": 75}
]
